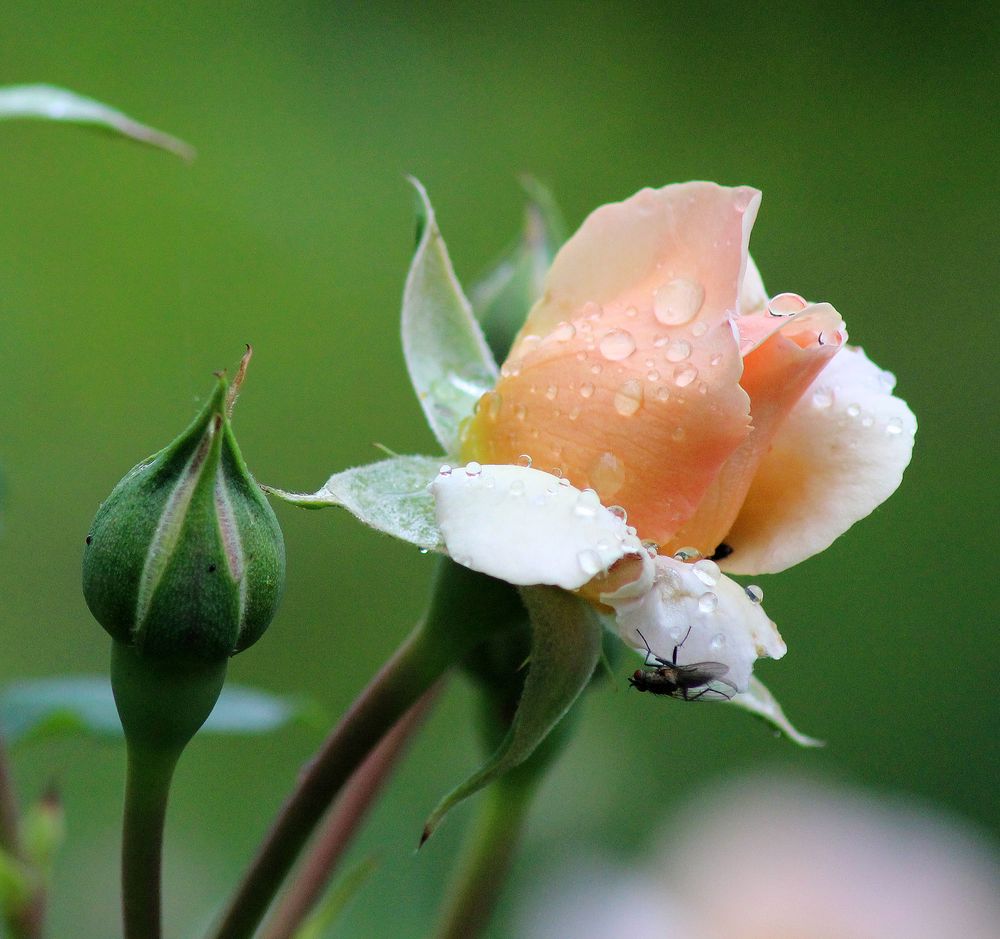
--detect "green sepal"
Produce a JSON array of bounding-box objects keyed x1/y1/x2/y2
[
  {"x1": 266, "y1": 454, "x2": 443, "y2": 550},
  {"x1": 421, "y1": 586, "x2": 603, "y2": 844},
  {"x1": 470, "y1": 176, "x2": 566, "y2": 362},
  {"x1": 0, "y1": 84, "x2": 194, "y2": 160},
  {"x1": 82, "y1": 375, "x2": 285, "y2": 661},
  {"x1": 402, "y1": 179, "x2": 498, "y2": 454}
]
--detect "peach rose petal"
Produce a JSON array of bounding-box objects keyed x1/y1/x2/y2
[
  {"x1": 462, "y1": 183, "x2": 761, "y2": 546},
  {"x1": 664, "y1": 307, "x2": 843, "y2": 556},
  {"x1": 720, "y1": 346, "x2": 916, "y2": 574}
]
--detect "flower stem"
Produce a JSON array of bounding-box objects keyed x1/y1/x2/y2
[
  {"x1": 209, "y1": 560, "x2": 522, "y2": 939},
  {"x1": 431, "y1": 773, "x2": 534, "y2": 939},
  {"x1": 260, "y1": 683, "x2": 441, "y2": 939},
  {"x1": 120, "y1": 744, "x2": 179, "y2": 939}
]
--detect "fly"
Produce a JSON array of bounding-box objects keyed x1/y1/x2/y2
[{"x1": 628, "y1": 626, "x2": 737, "y2": 701}]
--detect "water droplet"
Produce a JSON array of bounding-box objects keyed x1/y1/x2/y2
[
  {"x1": 514, "y1": 403, "x2": 527, "y2": 420},
  {"x1": 509, "y1": 480, "x2": 526, "y2": 496},
  {"x1": 576, "y1": 350, "x2": 588, "y2": 362},
  {"x1": 607, "y1": 504, "x2": 628, "y2": 522},
  {"x1": 665, "y1": 340, "x2": 692, "y2": 362},
  {"x1": 419, "y1": 547, "x2": 430, "y2": 555},
  {"x1": 545, "y1": 384, "x2": 558, "y2": 401},
  {"x1": 641, "y1": 539, "x2": 658, "y2": 558},
  {"x1": 654, "y1": 278, "x2": 705, "y2": 325},
  {"x1": 696, "y1": 381, "x2": 709, "y2": 395},
  {"x1": 568, "y1": 405, "x2": 581, "y2": 420},
  {"x1": 745, "y1": 584, "x2": 764, "y2": 604},
  {"x1": 846, "y1": 403, "x2": 861, "y2": 418},
  {"x1": 581, "y1": 301, "x2": 602, "y2": 319},
  {"x1": 647, "y1": 369, "x2": 660, "y2": 382},
  {"x1": 709, "y1": 352, "x2": 724, "y2": 367},
  {"x1": 614, "y1": 379, "x2": 644, "y2": 417},
  {"x1": 517, "y1": 454, "x2": 532, "y2": 468},
  {"x1": 812, "y1": 389, "x2": 834, "y2": 409},
  {"x1": 861, "y1": 415, "x2": 874, "y2": 428},
  {"x1": 465, "y1": 461, "x2": 482, "y2": 477},
  {"x1": 577, "y1": 549, "x2": 602, "y2": 577},
  {"x1": 654, "y1": 335, "x2": 670, "y2": 348},
  {"x1": 709, "y1": 632, "x2": 726, "y2": 652},
  {"x1": 673, "y1": 363, "x2": 698, "y2": 387},
  {"x1": 767, "y1": 292, "x2": 807, "y2": 317},
  {"x1": 579, "y1": 382, "x2": 595, "y2": 399},
  {"x1": 693, "y1": 559, "x2": 720, "y2": 586},
  {"x1": 438, "y1": 464, "x2": 453, "y2": 476},
  {"x1": 659, "y1": 568, "x2": 683, "y2": 598},
  {"x1": 590, "y1": 363, "x2": 603, "y2": 376},
  {"x1": 477, "y1": 390, "x2": 502, "y2": 420},
  {"x1": 625, "y1": 305, "x2": 638, "y2": 318},
  {"x1": 671, "y1": 425, "x2": 686, "y2": 441},
  {"x1": 698, "y1": 592, "x2": 719, "y2": 613},
  {"x1": 558, "y1": 476, "x2": 572, "y2": 487},
  {"x1": 886, "y1": 417, "x2": 904, "y2": 436},
  {"x1": 553, "y1": 321, "x2": 576, "y2": 342},
  {"x1": 599, "y1": 329, "x2": 636, "y2": 361},
  {"x1": 574, "y1": 488, "x2": 601, "y2": 517},
  {"x1": 589, "y1": 452, "x2": 626, "y2": 498},
  {"x1": 673, "y1": 546, "x2": 702, "y2": 561},
  {"x1": 655, "y1": 386, "x2": 670, "y2": 402},
  {"x1": 691, "y1": 321, "x2": 708, "y2": 337}
]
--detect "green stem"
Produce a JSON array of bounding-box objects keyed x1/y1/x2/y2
[
  {"x1": 260, "y1": 684, "x2": 442, "y2": 939},
  {"x1": 208, "y1": 560, "x2": 523, "y2": 939},
  {"x1": 431, "y1": 775, "x2": 534, "y2": 939},
  {"x1": 121, "y1": 744, "x2": 179, "y2": 939}
]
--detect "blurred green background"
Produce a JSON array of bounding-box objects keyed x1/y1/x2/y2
[{"x1": 1, "y1": 2, "x2": 996, "y2": 936}]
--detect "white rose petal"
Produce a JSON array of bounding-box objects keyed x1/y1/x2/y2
[{"x1": 431, "y1": 463, "x2": 651, "y2": 590}]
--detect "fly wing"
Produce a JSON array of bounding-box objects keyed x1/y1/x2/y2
[{"x1": 675, "y1": 660, "x2": 730, "y2": 685}]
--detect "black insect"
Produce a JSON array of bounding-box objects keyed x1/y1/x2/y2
[{"x1": 628, "y1": 626, "x2": 737, "y2": 701}]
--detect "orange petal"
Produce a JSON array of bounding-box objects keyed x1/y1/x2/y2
[
  {"x1": 664, "y1": 305, "x2": 843, "y2": 557},
  {"x1": 462, "y1": 183, "x2": 760, "y2": 546}
]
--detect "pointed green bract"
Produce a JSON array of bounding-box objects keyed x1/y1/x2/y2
[
  {"x1": 267, "y1": 454, "x2": 444, "y2": 550},
  {"x1": 728, "y1": 676, "x2": 824, "y2": 747},
  {"x1": 0, "y1": 84, "x2": 195, "y2": 161},
  {"x1": 421, "y1": 586, "x2": 603, "y2": 843},
  {"x1": 401, "y1": 179, "x2": 498, "y2": 453},
  {"x1": 0, "y1": 677, "x2": 312, "y2": 746},
  {"x1": 471, "y1": 176, "x2": 567, "y2": 361}
]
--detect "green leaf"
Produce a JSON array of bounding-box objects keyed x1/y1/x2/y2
[
  {"x1": 728, "y1": 676, "x2": 824, "y2": 747},
  {"x1": 0, "y1": 677, "x2": 313, "y2": 746},
  {"x1": 0, "y1": 84, "x2": 195, "y2": 161},
  {"x1": 470, "y1": 176, "x2": 566, "y2": 361},
  {"x1": 265, "y1": 454, "x2": 443, "y2": 550},
  {"x1": 421, "y1": 586, "x2": 602, "y2": 843},
  {"x1": 402, "y1": 179, "x2": 498, "y2": 453},
  {"x1": 292, "y1": 856, "x2": 378, "y2": 939}
]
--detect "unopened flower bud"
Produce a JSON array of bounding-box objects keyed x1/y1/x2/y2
[{"x1": 82, "y1": 372, "x2": 284, "y2": 663}]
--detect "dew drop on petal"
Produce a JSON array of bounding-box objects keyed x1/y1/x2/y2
[
  {"x1": 579, "y1": 382, "x2": 595, "y2": 399},
  {"x1": 545, "y1": 384, "x2": 558, "y2": 401},
  {"x1": 698, "y1": 592, "x2": 719, "y2": 613},
  {"x1": 577, "y1": 549, "x2": 602, "y2": 577},
  {"x1": 614, "y1": 379, "x2": 644, "y2": 417},
  {"x1": 574, "y1": 488, "x2": 601, "y2": 517},
  {"x1": 709, "y1": 632, "x2": 726, "y2": 652},
  {"x1": 673, "y1": 546, "x2": 702, "y2": 561},
  {"x1": 509, "y1": 479, "x2": 526, "y2": 496},
  {"x1": 745, "y1": 584, "x2": 764, "y2": 604},
  {"x1": 693, "y1": 559, "x2": 720, "y2": 586},
  {"x1": 517, "y1": 454, "x2": 532, "y2": 468},
  {"x1": 647, "y1": 369, "x2": 660, "y2": 382},
  {"x1": 589, "y1": 452, "x2": 626, "y2": 498},
  {"x1": 599, "y1": 329, "x2": 636, "y2": 361},
  {"x1": 553, "y1": 321, "x2": 576, "y2": 342},
  {"x1": 438, "y1": 464, "x2": 453, "y2": 476},
  {"x1": 886, "y1": 417, "x2": 905, "y2": 436},
  {"x1": 464, "y1": 461, "x2": 482, "y2": 477},
  {"x1": 767, "y1": 292, "x2": 807, "y2": 317},
  {"x1": 665, "y1": 340, "x2": 692, "y2": 363},
  {"x1": 691, "y1": 320, "x2": 708, "y2": 338},
  {"x1": 514, "y1": 403, "x2": 527, "y2": 420},
  {"x1": 607, "y1": 504, "x2": 628, "y2": 522},
  {"x1": 846, "y1": 403, "x2": 861, "y2": 418},
  {"x1": 812, "y1": 389, "x2": 834, "y2": 409},
  {"x1": 671, "y1": 425, "x2": 686, "y2": 441},
  {"x1": 673, "y1": 363, "x2": 698, "y2": 387},
  {"x1": 655, "y1": 386, "x2": 670, "y2": 402},
  {"x1": 654, "y1": 278, "x2": 705, "y2": 325},
  {"x1": 709, "y1": 352, "x2": 724, "y2": 367}
]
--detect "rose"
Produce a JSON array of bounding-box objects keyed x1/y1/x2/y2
[{"x1": 277, "y1": 180, "x2": 915, "y2": 738}]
